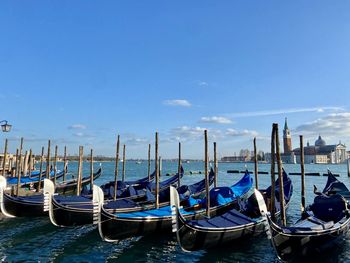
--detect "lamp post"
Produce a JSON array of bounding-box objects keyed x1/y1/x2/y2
[{"x1": 0, "y1": 120, "x2": 12, "y2": 132}]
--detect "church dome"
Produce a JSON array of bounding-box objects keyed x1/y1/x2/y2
[{"x1": 315, "y1": 135, "x2": 326, "y2": 147}]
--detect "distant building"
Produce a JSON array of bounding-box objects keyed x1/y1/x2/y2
[{"x1": 281, "y1": 118, "x2": 347, "y2": 164}]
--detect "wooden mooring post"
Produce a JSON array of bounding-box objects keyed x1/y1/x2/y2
[
  {"x1": 16, "y1": 138, "x2": 24, "y2": 196},
  {"x1": 46, "y1": 140, "x2": 51, "y2": 180},
  {"x1": 155, "y1": 132, "x2": 159, "y2": 209},
  {"x1": 53, "y1": 145, "x2": 58, "y2": 185},
  {"x1": 270, "y1": 125, "x2": 276, "y2": 222},
  {"x1": 76, "y1": 146, "x2": 83, "y2": 196},
  {"x1": 63, "y1": 146, "x2": 67, "y2": 181},
  {"x1": 205, "y1": 130, "x2": 210, "y2": 218},
  {"x1": 2, "y1": 139, "x2": 8, "y2": 177},
  {"x1": 37, "y1": 146, "x2": 44, "y2": 192},
  {"x1": 178, "y1": 142, "x2": 181, "y2": 187},
  {"x1": 300, "y1": 135, "x2": 306, "y2": 213},
  {"x1": 122, "y1": 144, "x2": 126, "y2": 183},
  {"x1": 214, "y1": 142, "x2": 218, "y2": 188},
  {"x1": 90, "y1": 149, "x2": 94, "y2": 191},
  {"x1": 254, "y1": 137, "x2": 258, "y2": 189},
  {"x1": 113, "y1": 135, "x2": 120, "y2": 200},
  {"x1": 147, "y1": 144, "x2": 151, "y2": 181},
  {"x1": 275, "y1": 123, "x2": 286, "y2": 226}
]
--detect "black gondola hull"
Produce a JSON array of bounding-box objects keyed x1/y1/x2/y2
[
  {"x1": 3, "y1": 194, "x2": 45, "y2": 217},
  {"x1": 267, "y1": 216, "x2": 350, "y2": 261}
]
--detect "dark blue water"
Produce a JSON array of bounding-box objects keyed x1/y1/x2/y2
[{"x1": 1, "y1": 161, "x2": 350, "y2": 262}]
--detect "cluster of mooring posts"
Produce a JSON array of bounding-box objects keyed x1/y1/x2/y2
[{"x1": 0, "y1": 123, "x2": 349, "y2": 261}]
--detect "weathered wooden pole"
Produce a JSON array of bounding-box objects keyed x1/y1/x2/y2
[
  {"x1": 122, "y1": 144, "x2": 126, "y2": 182},
  {"x1": 16, "y1": 138, "x2": 24, "y2": 196},
  {"x1": 53, "y1": 145, "x2": 58, "y2": 185},
  {"x1": 2, "y1": 139, "x2": 8, "y2": 177},
  {"x1": 205, "y1": 130, "x2": 210, "y2": 217},
  {"x1": 270, "y1": 125, "x2": 276, "y2": 222},
  {"x1": 28, "y1": 149, "x2": 32, "y2": 177},
  {"x1": 113, "y1": 135, "x2": 120, "y2": 200},
  {"x1": 37, "y1": 146, "x2": 44, "y2": 192},
  {"x1": 147, "y1": 144, "x2": 151, "y2": 181},
  {"x1": 213, "y1": 142, "x2": 218, "y2": 188},
  {"x1": 275, "y1": 123, "x2": 286, "y2": 226},
  {"x1": 23, "y1": 151, "x2": 29, "y2": 176},
  {"x1": 76, "y1": 146, "x2": 83, "y2": 196},
  {"x1": 347, "y1": 158, "x2": 350, "y2": 177},
  {"x1": 14, "y1": 149, "x2": 19, "y2": 178},
  {"x1": 63, "y1": 146, "x2": 67, "y2": 181},
  {"x1": 90, "y1": 149, "x2": 94, "y2": 191},
  {"x1": 46, "y1": 140, "x2": 51, "y2": 180},
  {"x1": 300, "y1": 135, "x2": 306, "y2": 213},
  {"x1": 155, "y1": 132, "x2": 159, "y2": 209},
  {"x1": 254, "y1": 137, "x2": 259, "y2": 189},
  {"x1": 178, "y1": 142, "x2": 182, "y2": 187}
]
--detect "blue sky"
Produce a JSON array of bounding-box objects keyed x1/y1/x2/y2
[{"x1": 1, "y1": 1, "x2": 350, "y2": 158}]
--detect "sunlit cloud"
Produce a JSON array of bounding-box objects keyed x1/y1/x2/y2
[
  {"x1": 200, "y1": 116, "x2": 232, "y2": 124},
  {"x1": 68, "y1": 124, "x2": 87, "y2": 130},
  {"x1": 163, "y1": 99, "x2": 191, "y2": 107},
  {"x1": 225, "y1": 106, "x2": 344, "y2": 118}
]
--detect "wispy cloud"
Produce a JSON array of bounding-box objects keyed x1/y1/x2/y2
[
  {"x1": 200, "y1": 116, "x2": 232, "y2": 124},
  {"x1": 68, "y1": 124, "x2": 87, "y2": 130},
  {"x1": 226, "y1": 106, "x2": 344, "y2": 118},
  {"x1": 163, "y1": 99, "x2": 191, "y2": 107},
  {"x1": 226, "y1": 128, "x2": 258, "y2": 137},
  {"x1": 295, "y1": 112, "x2": 350, "y2": 138},
  {"x1": 198, "y1": 81, "x2": 208, "y2": 87}
]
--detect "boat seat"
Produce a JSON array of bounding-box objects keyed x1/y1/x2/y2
[
  {"x1": 310, "y1": 194, "x2": 347, "y2": 223},
  {"x1": 189, "y1": 209, "x2": 254, "y2": 228},
  {"x1": 286, "y1": 216, "x2": 335, "y2": 232}
]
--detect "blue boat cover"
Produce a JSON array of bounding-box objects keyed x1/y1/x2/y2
[{"x1": 189, "y1": 209, "x2": 254, "y2": 228}]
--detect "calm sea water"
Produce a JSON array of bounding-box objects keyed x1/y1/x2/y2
[{"x1": 1, "y1": 161, "x2": 350, "y2": 262}]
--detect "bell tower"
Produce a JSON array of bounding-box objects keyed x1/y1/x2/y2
[{"x1": 283, "y1": 118, "x2": 292, "y2": 154}]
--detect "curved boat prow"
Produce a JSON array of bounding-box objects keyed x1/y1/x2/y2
[
  {"x1": 254, "y1": 189, "x2": 267, "y2": 216},
  {"x1": 93, "y1": 184, "x2": 106, "y2": 240},
  {"x1": 170, "y1": 186, "x2": 180, "y2": 233},
  {"x1": 0, "y1": 175, "x2": 15, "y2": 218},
  {"x1": 43, "y1": 179, "x2": 58, "y2": 226}
]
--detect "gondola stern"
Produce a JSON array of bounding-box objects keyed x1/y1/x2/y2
[{"x1": 0, "y1": 175, "x2": 15, "y2": 218}]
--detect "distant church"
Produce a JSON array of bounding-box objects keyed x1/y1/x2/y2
[{"x1": 281, "y1": 118, "x2": 347, "y2": 164}]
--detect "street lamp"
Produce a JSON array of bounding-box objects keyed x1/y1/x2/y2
[{"x1": 0, "y1": 120, "x2": 12, "y2": 132}]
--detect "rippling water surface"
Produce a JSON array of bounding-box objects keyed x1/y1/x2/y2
[{"x1": 1, "y1": 161, "x2": 350, "y2": 262}]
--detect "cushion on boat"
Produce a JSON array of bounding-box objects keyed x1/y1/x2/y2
[
  {"x1": 310, "y1": 194, "x2": 347, "y2": 223},
  {"x1": 209, "y1": 187, "x2": 234, "y2": 207}
]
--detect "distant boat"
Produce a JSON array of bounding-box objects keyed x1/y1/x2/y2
[
  {"x1": 185, "y1": 160, "x2": 190, "y2": 164},
  {"x1": 136, "y1": 161, "x2": 142, "y2": 164}
]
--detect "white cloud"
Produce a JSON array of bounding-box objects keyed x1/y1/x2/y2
[
  {"x1": 198, "y1": 81, "x2": 208, "y2": 87},
  {"x1": 68, "y1": 124, "x2": 87, "y2": 130},
  {"x1": 226, "y1": 128, "x2": 258, "y2": 137},
  {"x1": 163, "y1": 99, "x2": 191, "y2": 107},
  {"x1": 226, "y1": 106, "x2": 344, "y2": 118},
  {"x1": 295, "y1": 113, "x2": 350, "y2": 138},
  {"x1": 200, "y1": 116, "x2": 232, "y2": 124}
]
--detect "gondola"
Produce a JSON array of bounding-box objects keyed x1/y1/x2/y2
[
  {"x1": 170, "y1": 170, "x2": 293, "y2": 251},
  {"x1": 95, "y1": 170, "x2": 253, "y2": 242},
  {"x1": 0, "y1": 168, "x2": 102, "y2": 217},
  {"x1": 266, "y1": 173, "x2": 350, "y2": 261},
  {"x1": 45, "y1": 169, "x2": 187, "y2": 227},
  {"x1": 6, "y1": 170, "x2": 64, "y2": 186},
  {"x1": 320, "y1": 169, "x2": 350, "y2": 200}
]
